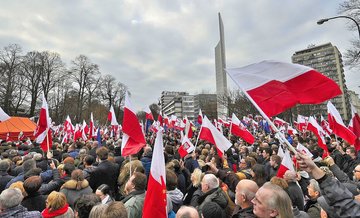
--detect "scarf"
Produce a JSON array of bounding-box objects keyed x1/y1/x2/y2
[{"x1": 42, "y1": 203, "x2": 69, "y2": 218}]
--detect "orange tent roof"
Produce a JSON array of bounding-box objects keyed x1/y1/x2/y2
[{"x1": 0, "y1": 117, "x2": 36, "y2": 141}]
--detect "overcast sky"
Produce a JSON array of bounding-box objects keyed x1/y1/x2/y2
[{"x1": 0, "y1": 0, "x2": 358, "y2": 111}]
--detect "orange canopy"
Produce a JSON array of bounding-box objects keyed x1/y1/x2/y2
[{"x1": 0, "y1": 117, "x2": 36, "y2": 141}]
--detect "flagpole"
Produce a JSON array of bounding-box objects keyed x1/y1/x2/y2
[
  {"x1": 194, "y1": 125, "x2": 202, "y2": 149},
  {"x1": 238, "y1": 88, "x2": 297, "y2": 154}
]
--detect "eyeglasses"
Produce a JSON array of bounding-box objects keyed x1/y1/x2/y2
[{"x1": 353, "y1": 170, "x2": 360, "y2": 173}]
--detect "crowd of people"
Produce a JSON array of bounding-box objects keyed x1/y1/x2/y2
[{"x1": 0, "y1": 122, "x2": 360, "y2": 218}]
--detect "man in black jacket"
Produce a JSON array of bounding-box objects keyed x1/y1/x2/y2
[{"x1": 89, "y1": 146, "x2": 119, "y2": 194}]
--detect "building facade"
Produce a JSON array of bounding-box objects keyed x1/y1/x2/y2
[
  {"x1": 292, "y1": 43, "x2": 351, "y2": 121},
  {"x1": 160, "y1": 91, "x2": 188, "y2": 110}
]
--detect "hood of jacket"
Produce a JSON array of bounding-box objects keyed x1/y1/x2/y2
[{"x1": 167, "y1": 188, "x2": 184, "y2": 204}]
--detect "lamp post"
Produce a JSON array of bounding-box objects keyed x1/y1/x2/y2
[{"x1": 317, "y1": 16, "x2": 360, "y2": 40}]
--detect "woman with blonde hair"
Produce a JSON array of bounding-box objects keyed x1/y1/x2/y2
[
  {"x1": 182, "y1": 168, "x2": 204, "y2": 206},
  {"x1": 42, "y1": 191, "x2": 74, "y2": 218},
  {"x1": 9, "y1": 181, "x2": 27, "y2": 197},
  {"x1": 60, "y1": 169, "x2": 92, "y2": 208}
]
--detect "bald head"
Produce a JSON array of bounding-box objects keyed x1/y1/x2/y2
[
  {"x1": 284, "y1": 170, "x2": 297, "y2": 182},
  {"x1": 236, "y1": 179, "x2": 259, "y2": 204},
  {"x1": 176, "y1": 206, "x2": 199, "y2": 218}
]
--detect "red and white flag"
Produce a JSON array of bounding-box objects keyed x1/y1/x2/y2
[
  {"x1": 226, "y1": 61, "x2": 342, "y2": 117},
  {"x1": 198, "y1": 109, "x2": 203, "y2": 125},
  {"x1": 144, "y1": 106, "x2": 154, "y2": 121},
  {"x1": 121, "y1": 92, "x2": 146, "y2": 156},
  {"x1": 163, "y1": 115, "x2": 169, "y2": 127},
  {"x1": 320, "y1": 115, "x2": 332, "y2": 136},
  {"x1": 327, "y1": 101, "x2": 356, "y2": 145},
  {"x1": 158, "y1": 113, "x2": 163, "y2": 126},
  {"x1": 89, "y1": 112, "x2": 95, "y2": 138},
  {"x1": 0, "y1": 106, "x2": 10, "y2": 122},
  {"x1": 274, "y1": 117, "x2": 287, "y2": 127},
  {"x1": 307, "y1": 116, "x2": 328, "y2": 152},
  {"x1": 34, "y1": 93, "x2": 52, "y2": 152},
  {"x1": 231, "y1": 113, "x2": 255, "y2": 144},
  {"x1": 184, "y1": 116, "x2": 193, "y2": 139},
  {"x1": 108, "y1": 105, "x2": 119, "y2": 126},
  {"x1": 296, "y1": 143, "x2": 313, "y2": 158},
  {"x1": 348, "y1": 105, "x2": 360, "y2": 151},
  {"x1": 199, "y1": 116, "x2": 232, "y2": 158},
  {"x1": 81, "y1": 120, "x2": 88, "y2": 141},
  {"x1": 143, "y1": 130, "x2": 167, "y2": 218},
  {"x1": 277, "y1": 150, "x2": 295, "y2": 178},
  {"x1": 296, "y1": 114, "x2": 308, "y2": 132},
  {"x1": 178, "y1": 135, "x2": 195, "y2": 158}
]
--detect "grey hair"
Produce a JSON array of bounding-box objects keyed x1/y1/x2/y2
[
  {"x1": 262, "y1": 182, "x2": 293, "y2": 218},
  {"x1": 89, "y1": 203, "x2": 108, "y2": 218},
  {"x1": 241, "y1": 189, "x2": 256, "y2": 202},
  {"x1": 0, "y1": 188, "x2": 24, "y2": 209},
  {"x1": 309, "y1": 179, "x2": 321, "y2": 194},
  {"x1": 203, "y1": 174, "x2": 219, "y2": 190},
  {"x1": 22, "y1": 159, "x2": 36, "y2": 173}
]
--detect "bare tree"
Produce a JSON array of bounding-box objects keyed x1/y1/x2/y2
[
  {"x1": 0, "y1": 44, "x2": 23, "y2": 114},
  {"x1": 339, "y1": 0, "x2": 360, "y2": 68},
  {"x1": 69, "y1": 55, "x2": 100, "y2": 122}
]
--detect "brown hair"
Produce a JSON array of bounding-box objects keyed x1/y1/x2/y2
[
  {"x1": 270, "y1": 177, "x2": 288, "y2": 189},
  {"x1": 71, "y1": 169, "x2": 85, "y2": 190},
  {"x1": 96, "y1": 147, "x2": 109, "y2": 160},
  {"x1": 103, "y1": 201, "x2": 127, "y2": 218},
  {"x1": 132, "y1": 172, "x2": 147, "y2": 191},
  {"x1": 9, "y1": 181, "x2": 27, "y2": 197},
  {"x1": 46, "y1": 191, "x2": 67, "y2": 211}
]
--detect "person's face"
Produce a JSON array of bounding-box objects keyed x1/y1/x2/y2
[
  {"x1": 235, "y1": 184, "x2": 243, "y2": 206},
  {"x1": 269, "y1": 158, "x2": 275, "y2": 167},
  {"x1": 252, "y1": 187, "x2": 277, "y2": 218},
  {"x1": 201, "y1": 179, "x2": 208, "y2": 193},
  {"x1": 95, "y1": 189, "x2": 105, "y2": 200},
  {"x1": 262, "y1": 150, "x2": 268, "y2": 159},
  {"x1": 125, "y1": 175, "x2": 136, "y2": 194},
  {"x1": 307, "y1": 184, "x2": 318, "y2": 200},
  {"x1": 353, "y1": 167, "x2": 360, "y2": 181},
  {"x1": 239, "y1": 159, "x2": 247, "y2": 170}
]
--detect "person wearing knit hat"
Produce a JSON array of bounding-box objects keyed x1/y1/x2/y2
[
  {"x1": 201, "y1": 201, "x2": 225, "y2": 218},
  {"x1": 0, "y1": 160, "x2": 13, "y2": 193}
]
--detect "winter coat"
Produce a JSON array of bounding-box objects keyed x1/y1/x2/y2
[
  {"x1": 0, "y1": 171, "x2": 13, "y2": 193},
  {"x1": 231, "y1": 205, "x2": 256, "y2": 218},
  {"x1": 318, "y1": 174, "x2": 360, "y2": 218},
  {"x1": 287, "y1": 182, "x2": 305, "y2": 211},
  {"x1": 122, "y1": 190, "x2": 145, "y2": 218},
  {"x1": 39, "y1": 169, "x2": 70, "y2": 195},
  {"x1": 21, "y1": 192, "x2": 47, "y2": 212},
  {"x1": 197, "y1": 187, "x2": 228, "y2": 215},
  {"x1": 60, "y1": 179, "x2": 93, "y2": 208},
  {"x1": 0, "y1": 205, "x2": 42, "y2": 218},
  {"x1": 89, "y1": 160, "x2": 118, "y2": 193},
  {"x1": 304, "y1": 199, "x2": 321, "y2": 218},
  {"x1": 140, "y1": 154, "x2": 152, "y2": 178}
]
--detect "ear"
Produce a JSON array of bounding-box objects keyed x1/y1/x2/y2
[{"x1": 269, "y1": 209, "x2": 279, "y2": 217}]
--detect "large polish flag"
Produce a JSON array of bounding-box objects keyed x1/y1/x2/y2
[
  {"x1": 307, "y1": 116, "x2": 328, "y2": 152},
  {"x1": 296, "y1": 114, "x2": 308, "y2": 132},
  {"x1": 143, "y1": 130, "x2": 167, "y2": 218},
  {"x1": 327, "y1": 101, "x2": 356, "y2": 145},
  {"x1": 184, "y1": 116, "x2": 193, "y2": 139},
  {"x1": 178, "y1": 135, "x2": 195, "y2": 158},
  {"x1": 121, "y1": 92, "x2": 146, "y2": 156},
  {"x1": 321, "y1": 115, "x2": 332, "y2": 136},
  {"x1": 226, "y1": 61, "x2": 342, "y2": 117},
  {"x1": 276, "y1": 150, "x2": 295, "y2": 178},
  {"x1": 0, "y1": 106, "x2": 10, "y2": 122},
  {"x1": 199, "y1": 116, "x2": 232, "y2": 158},
  {"x1": 349, "y1": 105, "x2": 360, "y2": 150},
  {"x1": 108, "y1": 105, "x2": 119, "y2": 126},
  {"x1": 34, "y1": 93, "x2": 52, "y2": 151},
  {"x1": 231, "y1": 113, "x2": 255, "y2": 144}
]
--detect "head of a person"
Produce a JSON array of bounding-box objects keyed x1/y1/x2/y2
[
  {"x1": 235, "y1": 179, "x2": 259, "y2": 208},
  {"x1": 71, "y1": 169, "x2": 85, "y2": 190},
  {"x1": 124, "y1": 172, "x2": 147, "y2": 194},
  {"x1": 102, "y1": 201, "x2": 127, "y2": 218},
  {"x1": 353, "y1": 164, "x2": 360, "y2": 181},
  {"x1": 176, "y1": 206, "x2": 199, "y2": 218},
  {"x1": 23, "y1": 176, "x2": 42, "y2": 195},
  {"x1": 283, "y1": 170, "x2": 297, "y2": 183},
  {"x1": 96, "y1": 147, "x2": 109, "y2": 161},
  {"x1": 0, "y1": 160, "x2": 10, "y2": 172},
  {"x1": 46, "y1": 191, "x2": 67, "y2": 211},
  {"x1": 270, "y1": 177, "x2": 288, "y2": 189},
  {"x1": 22, "y1": 159, "x2": 36, "y2": 173},
  {"x1": 0, "y1": 188, "x2": 23, "y2": 210},
  {"x1": 74, "y1": 194, "x2": 101, "y2": 218},
  {"x1": 307, "y1": 179, "x2": 321, "y2": 200},
  {"x1": 63, "y1": 163, "x2": 75, "y2": 177},
  {"x1": 83, "y1": 155, "x2": 95, "y2": 167},
  {"x1": 96, "y1": 184, "x2": 111, "y2": 200},
  {"x1": 166, "y1": 169, "x2": 178, "y2": 191},
  {"x1": 252, "y1": 182, "x2": 293, "y2": 218},
  {"x1": 269, "y1": 155, "x2": 281, "y2": 168},
  {"x1": 346, "y1": 146, "x2": 356, "y2": 159},
  {"x1": 262, "y1": 147, "x2": 272, "y2": 159},
  {"x1": 201, "y1": 174, "x2": 219, "y2": 193},
  {"x1": 9, "y1": 181, "x2": 27, "y2": 197},
  {"x1": 190, "y1": 168, "x2": 203, "y2": 187},
  {"x1": 201, "y1": 201, "x2": 225, "y2": 218},
  {"x1": 89, "y1": 204, "x2": 108, "y2": 218}
]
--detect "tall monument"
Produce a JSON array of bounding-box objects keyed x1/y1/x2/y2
[{"x1": 215, "y1": 12, "x2": 228, "y2": 118}]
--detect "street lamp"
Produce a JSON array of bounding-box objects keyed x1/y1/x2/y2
[{"x1": 317, "y1": 15, "x2": 360, "y2": 40}]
